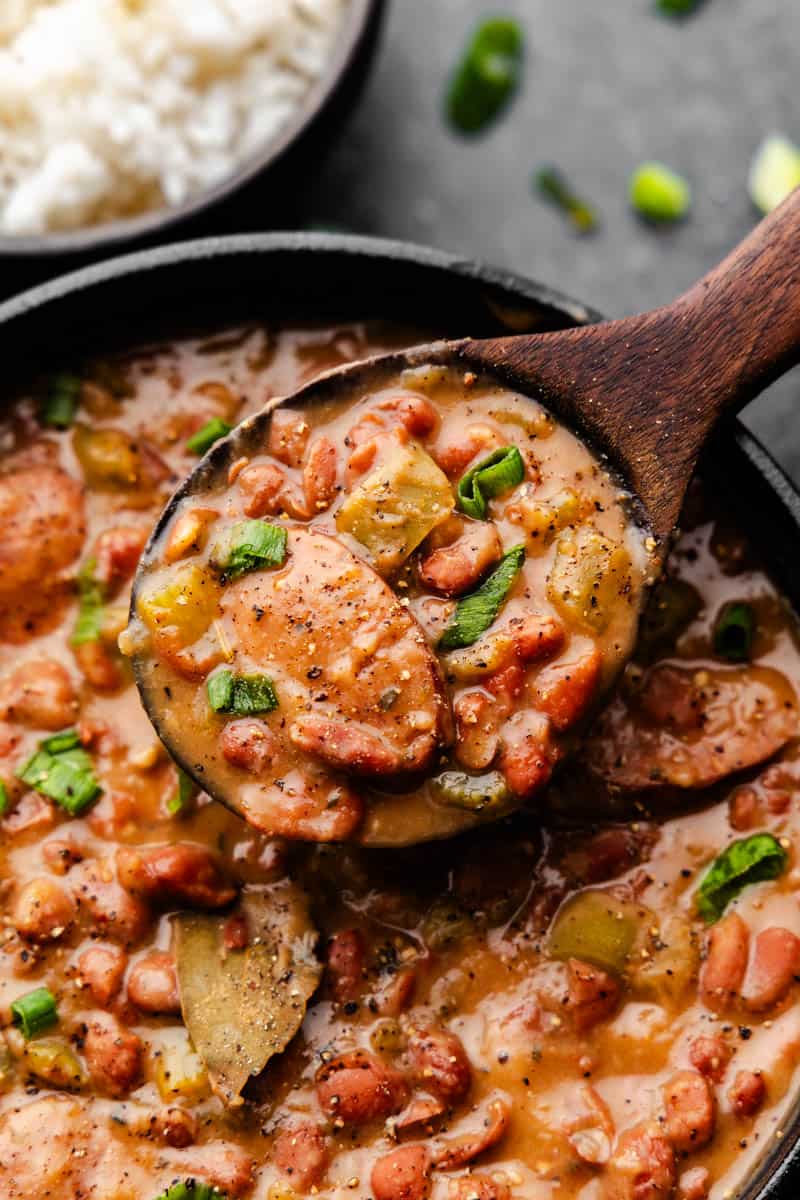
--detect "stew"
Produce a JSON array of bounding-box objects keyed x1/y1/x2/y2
[{"x1": 0, "y1": 320, "x2": 799, "y2": 1200}]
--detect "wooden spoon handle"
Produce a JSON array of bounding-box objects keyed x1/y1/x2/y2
[
  {"x1": 674, "y1": 184, "x2": 800, "y2": 410},
  {"x1": 460, "y1": 186, "x2": 800, "y2": 542}
]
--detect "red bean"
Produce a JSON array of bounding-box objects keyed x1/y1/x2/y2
[
  {"x1": 419, "y1": 523, "x2": 502, "y2": 597},
  {"x1": 371, "y1": 1144, "x2": 430, "y2": 1200},
  {"x1": 679, "y1": 1166, "x2": 711, "y2": 1200},
  {"x1": 407, "y1": 1026, "x2": 471, "y2": 1103},
  {"x1": 316, "y1": 1050, "x2": 409, "y2": 1124},
  {"x1": 71, "y1": 859, "x2": 151, "y2": 947},
  {"x1": 533, "y1": 647, "x2": 602, "y2": 732},
  {"x1": 661, "y1": 1070, "x2": 715, "y2": 1153},
  {"x1": 269, "y1": 409, "x2": 310, "y2": 468},
  {"x1": 0, "y1": 659, "x2": 77, "y2": 730},
  {"x1": 688, "y1": 1034, "x2": 731, "y2": 1083},
  {"x1": 127, "y1": 950, "x2": 180, "y2": 1014},
  {"x1": 154, "y1": 1106, "x2": 197, "y2": 1148},
  {"x1": 378, "y1": 393, "x2": 439, "y2": 438},
  {"x1": 77, "y1": 944, "x2": 127, "y2": 1006},
  {"x1": 499, "y1": 710, "x2": 555, "y2": 798},
  {"x1": 566, "y1": 959, "x2": 620, "y2": 1033},
  {"x1": 273, "y1": 1119, "x2": 329, "y2": 1190},
  {"x1": 303, "y1": 436, "x2": 338, "y2": 513},
  {"x1": 700, "y1": 912, "x2": 749, "y2": 1010},
  {"x1": 742, "y1": 926, "x2": 800, "y2": 1012},
  {"x1": 452, "y1": 1177, "x2": 511, "y2": 1200},
  {"x1": 82, "y1": 1013, "x2": 143, "y2": 1096},
  {"x1": 606, "y1": 1122, "x2": 676, "y2": 1200},
  {"x1": 220, "y1": 719, "x2": 278, "y2": 773},
  {"x1": 93, "y1": 525, "x2": 148, "y2": 589},
  {"x1": 728, "y1": 1070, "x2": 766, "y2": 1117},
  {"x1": 116, "y1": 843, "x2": 237, "y2": 910},
  {"x1": 326, "y1": 929, "x2": 365, "y2": 1003},
  {"x1": 13, "y1": 877, "x2": 75, "y2": 942}
]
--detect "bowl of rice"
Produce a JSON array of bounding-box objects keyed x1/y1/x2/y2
[{"x1": 0, "y1": 0, "x2": 382, "y2": 263}]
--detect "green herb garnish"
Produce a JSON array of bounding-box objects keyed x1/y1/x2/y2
[
  {"x1": 17, "y1": 729, "x2": 102, "y2": 816},
  {"x1": 212, "y1": 520, "x2": 288, "y2": 581},
  {"x1": 697, "y1": 833, "x2": 788, "y2": 924},
  {"x1": 438, "y1": 544, "x2": 525, "y2": 651},
  {"x1": 535, "y1": 166, "x2": 598, "y2": 233},
  {"x1": 186, "y1": 418, "x2": 233, "y2": 456},
  {"x1": 748, "y1": 135, "x2": 800, "y2": 215},
  {"x1": 167, "y1": 768, "x2": 196, "y2": 816},
  {"x1": 0, "y1": 780, "x2": 9, "y2": 816},
  {"x1": 153, "y1": 1183, "x2": 227, "y2": 1200},
  {"x1": 41, "y1": 373, "x2": 81, "y2": 429},
  {"x1": 629, "y1": 162, "x2": 691, "y2": 222},
  {"x1": 655, "y1": 0, "x2": 702, "y2": 14},
  {"x1": 71, "y1": 558, "x2": 106, "y2": 646},
  {"x1": 11, "y1": 986, "x2": 58, "y2": 1040},
  {"x1": 446, "y1": 18, "x2": 523, "y2": 134},
  {"x1": 207, "y1": 670, "x2": 279, "y2": 717},
  {"x1": 713, "y1": 601, "x2": 755, "y2": 663},
  {"x1": 457, "y1": 446, "x2": 524, "y2": 519}
]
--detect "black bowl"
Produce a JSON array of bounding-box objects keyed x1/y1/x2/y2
[
  {"x1": 0, "y1": 233, "x2": 798, "y2": 1199},
  {"x1": 0, "y1": 1, "x2": 384, "y2": 298}
]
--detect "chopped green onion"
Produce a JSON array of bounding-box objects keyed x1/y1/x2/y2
[
  {"x1": 153, "y1": 1183, "x2": 227, "y2": 1200},
  {"x1": 11, "y1": 986, "x2": 58, "y2": 1040},
  {"x1": 167, "y1": 768, "x2": 196, "y2": 816},
  {"x1": 212, "y1": 520, "x2": 288, "y2": 581},
  {"x1": 713, "y1": 601, "x2": 755, "y2": 663},
  {"x1": 41, "y1": 728, "x2": 81, "y2": 755},
  {"x1": 629, "y1": 162, "x2": 691, "y2": 222},
  {"x1": 535, "y1": 166, "x2": 598, "y2": 233},
  {"x1": 438, "y1": 544, "x2": 525, "y2": 651},
  {"x1": 697, "y1": 833, "x2": 788, "y2": 924},
  {"x1": 748, "y1": 134, "x2": 800, "y2": 215},
  {"x1": 431, "y1": 770, "x2": 511, "y2": 813},
  {"x1": 457, "y1": 446, "x2": 525, "y2": 520},
  {"x1": 41, "y1": 373, "x2": 81, "y2": 429},
  {"x1": 186, "y1": 418, "x2": 233, "y2": 456},
  {"x1": 207, "y1": 670, "x2": 279, "y2": 717},
  {"x1": 655, "y1": 0, "x2": 701, "y2": 14},
  {"x1": 0, "y1": 780, "x2": 9, "y2": 816},
  {"x1": 18, "y1": 731, "x2": 102, "y2": 816},
  {"x1": 71, "y1": 558, "x2": 106, "y2": 647},
  {"x1": 446, "y1": 18, "x2": 524, "y2": 134}
]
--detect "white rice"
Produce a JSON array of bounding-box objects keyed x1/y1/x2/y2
[{"x1": 0, "y1": 0, "x2": 349, "y2": 236}]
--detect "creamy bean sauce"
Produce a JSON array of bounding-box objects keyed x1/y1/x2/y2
[{"x1": 0, "y1": 322, "x2": 799, "y2": 1200}]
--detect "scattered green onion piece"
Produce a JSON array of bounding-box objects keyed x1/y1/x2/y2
[
  {"x1": 431, "y1": 770, "x2": 511, "y2": 813},
  {"x1": 629, "y1": 162, "x2": 691, "y2": 222},
  {"x1": 207, "y1": 670, "x2": 279, "y2": 717},
  {"x1": 167, "y1": 768, "x2": 196, "y2": 817},
  {"x1": 213, "y1": 520, "x2": 288, "y2": 581},
  {"x1": 153, "y1": 1183, "x2": 227, "y2": 1200},
  {"x1": 712, "y1": 601, "x2": 755, "y2": 663},
  {"x1": 535, "y1": 166, "x2": 598, "y2": 233},
  {"x1": 457, "y1": 446, "x2": 524, "y2": 519},
  {"x1": 748, "y1": 134, "x2": 800, "y2": 215},
  {"x1": 11, "y1": 986, "x2": 58, "y2": 1040},
  {"x1": 41, "y1": 373, "x2": 81, "y2": 429},
  {"x1": 0, "y1": 780, "x2": 8, "y2": 816},
  {"x1": 186, "y1": 418, "x2": 233, "y2": 456},
  {"x1": 697, "y1": 833, "x2": 788, "y2": 924},
  {"x1": 71, "y1": 558, "x2": 106, "y2": 647},
  {"x1": 438, "y1": 544, "x2": 525, "y2": 651},
  {"x1": 446, "y1": 18, "x2": 524, "y2": 134},
  {"x1": 655, "y1": 0, "x2": 702, "y2": 14},
  {"x1": 41, "y1": 728, "x2": 81, "y2": 754},
  {"x1": 18, "y1": 732, "x2": 102, "y2": 816}
]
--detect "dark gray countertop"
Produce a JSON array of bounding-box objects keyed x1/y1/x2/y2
[{"x1": 309, "y1": 0, "x2": 800, "y2": 482}]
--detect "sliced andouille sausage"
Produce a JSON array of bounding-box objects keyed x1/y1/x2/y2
[
  {"x1": 273, "y1": 1118, "x2": 329, "y2": 1190},
  {"x1": 407, "y1": 1026, "x2": 471, "y2": 1103},
  {"x1": 742, "y1": 926, "x2": 800, "y2": 1012},
  {"x1": 430, "y1": 1093, "x2": 511, "y2": 1169},
  {"x1": 565, "y1": 959, "x2": 620, "y2": 1033},
  {"x1": 699, "y1": 912, "x2": 750, "y2": 1011},
  {"x1": 728, "y1": 1070, "x2": 766, "y2": 1117},
  {"x1": 116, "y1": 843, "x2": 237, "y2": 910},
  {"x1": 316, "y1": 1050, "x2": 409, "y2": 1124},
  {"x1": 371, "y1": 1144, "x2": 431, "y2": 1200},
  {"x1": 13, "y1": 877, "x2": 76, "y2": 943},
  {"x1": 661, "y1": 1071, "x2": 715, "y2": 1153},
  {"x1": 219, "y1": 528, "x2": 452, "y2": 777},
  {"x1": 605, "y1": 1122, "x2": 676, "y2": 1200},
  {"x1": 326, "y1": 928, "x2": 366, "y2": 1003},
  {"x1": 77, "y1": 944, "x2": 127, "y2": 1006},
  {"x1": 0, "y1": 466, "x2": 86, "y2": 602},
  {"x1": 127, "y1": 950, "x2": 181, "y2": 1014},
  {"x1": 586, "y1": 664, "x2": 798, "y2": 790},
  {"x1": 82, "y1": 1012, "x2": 143, "y2": 1096}
]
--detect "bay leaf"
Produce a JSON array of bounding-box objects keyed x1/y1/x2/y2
[{"x1": 174, "y1": 881, "x2": 321, "y2": 1105}]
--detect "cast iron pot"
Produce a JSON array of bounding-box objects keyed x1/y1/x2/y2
[{"x1": 0, "y1": 233, "x2": 798, "y2": 1199}]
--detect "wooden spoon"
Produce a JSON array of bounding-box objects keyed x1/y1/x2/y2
[{"x1": 128, "y1": 188, "x2": 800, "y2": 845}]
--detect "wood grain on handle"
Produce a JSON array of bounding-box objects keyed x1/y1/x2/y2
[{"x1": 459, "y1": 187, "x2": 800, "y2": 543}]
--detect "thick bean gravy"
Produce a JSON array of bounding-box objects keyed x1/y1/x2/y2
[{"x1": 0, "y1": 322, "x2": 799, "y2": 1200}]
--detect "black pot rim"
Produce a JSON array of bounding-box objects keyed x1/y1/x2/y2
[
  {"x1": 0, "y1": 230, "x2": 799, "y2": 1200},
  {"x1": 0, "y1": 0, "x2": 382, "y2": 260}
]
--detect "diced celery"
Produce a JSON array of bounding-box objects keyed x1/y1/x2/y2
[
  {"x1": 24, "y1": 1038, "x2": 86, "y2": 1089},
  {"x1": 629, "y1": 162, "x2": 691, "y2": 222},
  {"x1": 137, "y1": 564, "x2": 221, "y2": 648},
  {"x1": 154, "y1": 1029, "x2": 209, "y2": 1103},
  {"x1": 548, "y1": 527, "x2": 632, "y2": 633},
  {"x1": 548, "y1": 890, "x2": 641, "y2": 974},
  {"x1": 431, "y1": 769, "x2": 511, "y2": 813},
  {"x1": 630, "y1": 915, "x2": 699, "y2": 1002},
  {"x1": 336, "y1": 442, "x2": 454, "y2": 573},
  {"x1": 749, "y1": 135, "x2": 800, "y2": 215},
  {"x1": 73, "y1": 424, "x2": 143, "y2": 489}
]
